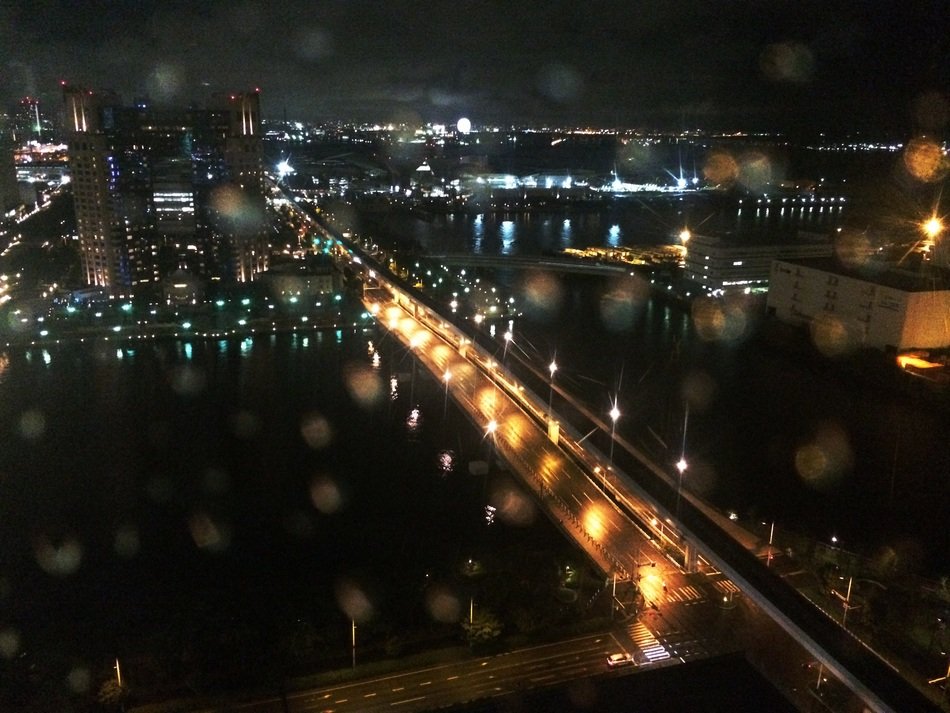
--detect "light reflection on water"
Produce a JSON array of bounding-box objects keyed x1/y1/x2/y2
[{"x1": 365, "y1": 196, "x2": 844, "y2": 258}]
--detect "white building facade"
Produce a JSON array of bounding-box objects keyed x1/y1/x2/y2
[
  {"x1": 766, "y1": 258, "x2": 950, "y2": 351},
  {"x1": 684, "y1": 233, "x2": 833, "y2": 294}
]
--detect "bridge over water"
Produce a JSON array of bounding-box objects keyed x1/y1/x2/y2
[{"x1": 281, "y1": 191, "x2": 941, "y2": 712}]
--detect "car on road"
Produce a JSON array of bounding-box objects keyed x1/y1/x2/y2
[{"x1": 607, "y1": 652, "x2": 635, "y2": 667}]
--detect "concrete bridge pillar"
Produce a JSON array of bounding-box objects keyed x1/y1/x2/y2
[{"x1": 684, "y1": 540, "x2": 701, "y2": 573}]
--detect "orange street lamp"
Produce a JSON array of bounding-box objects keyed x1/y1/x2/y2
[
  {"x1": 923, "y1": 215, "x2": 943, "y2": 239},
  {"x1": 607, "y1": 402, "x2": 621, "y2": 488}
]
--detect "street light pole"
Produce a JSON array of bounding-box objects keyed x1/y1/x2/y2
[
  {"x1": 443, "y1": 368, "x2": 452, "y2": 419},
  {"x1": 844, "y1": 578, "x2": 853, "y2": 625},
  {"x1": 675, "y1": 401, "x2": 689, "y2": 520},
  {"x1": 547, "y1": 359, "x2": 557, "y2": 420},
  {"x1": 608, "y1": 402, "x2": 620, "y2": 463}
]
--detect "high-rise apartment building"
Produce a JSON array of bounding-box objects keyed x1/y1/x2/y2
[
  {"x1": 0, "y1": 126, "x2": 18, "y2": 216},
  {"x1": 63, "y1": 84, "x2": 269, "y2": 295},
  {"x1": 13, "y1": 97, "x2": 44, "y2": 145}
]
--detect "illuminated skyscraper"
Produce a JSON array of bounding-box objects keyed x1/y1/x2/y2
[
  {"x1": 13, "y1": 96, "x2": 44, "y2": 145},
  {"x1": 0, "y1": 132, "x2": 18, "y2": 216},
  {"x1": 63, "y1": 84, "x2": 268, "y2": 295}
]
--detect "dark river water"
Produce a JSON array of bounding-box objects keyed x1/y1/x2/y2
[{"x1": 0, "y1": 328, "x2": 579, "y2": 702}]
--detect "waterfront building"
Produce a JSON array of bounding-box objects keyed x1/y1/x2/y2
[
  {"x1": 0, "y1": 133, "x2": 18, "y2": 216},
  {"x1": 766, "y1": 257, "x2": 950, "y2": 351},
  {"x1": 63, "y1": 84, "x2": 268, "y2": 296},
  {"x1": 260, "y1": 254, "x2": 341, "y2": 304},
  {"x1": 683, "y1": 231, "x2": 834, "y2": 294}
]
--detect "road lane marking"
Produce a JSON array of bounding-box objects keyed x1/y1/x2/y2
[
  {"x1": 447, "y1": 675, "x2": 459, "y2": 680},
  {"x1": 392, "y1": 696, "x2": 426, "y2": 706},
  {"x1": 420, "y1": 681, "x2": 432, "y2": 686},
  {"x1": 392, "y1": 686, "x2": 405, "y2": 692},
  {"x1": 364, "y1": 692, "x2": 377, "y2": 698}
]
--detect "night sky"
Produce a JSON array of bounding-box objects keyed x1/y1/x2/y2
[{"x1": 2, "y1": 0, "x2": 949, "y2": 135}]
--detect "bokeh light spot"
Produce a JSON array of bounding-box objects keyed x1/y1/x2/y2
[
  {"x1": 66, "y1": 665, "x2": 91, "y2": 694},
  {"x1": 794, "y1": 422, "x2": 853, "y2": 491},
  {"x1": 691, "y1": 296, "x2": 750, "y2": 342},
  {"x1": 188, "y1": 511, "x2": 231, "y2": 553},
  {"x1": 425, "y1": 583, "x2": 461, "y2": 623},
  {"x1": 301, "y1": 411, "x2": 335, "y2": 449},
  {"x1": 738, "y1": 151, "x2": 773, "y2": 194},
  {"x1": 170, "y1": 365, "x2": 206, "y2": 397},
  {"x1": 681, "y1": 370, "x2": 717, "y2": 413},
  {"x1": 113, "y1": 524, "x2": 140, "y2": 559},
  {"x1": 810, "y1": 313, "x2": 855, "y2": 357},
  {"x1": 598, "y1": 276, "x2": 650, "y2": 333},
  {"x1": 343, "y1": 362, "x2": 384, "y2": 409},
  {"x1": 335, "y1": 577, "x2": 375, "y2": 623},
  {"x1": 17, "y1": 408, "x2": 45, "y2": 441},
  {"x1": 834, "y1": 229, "x2": 874, "y2": 270},
  {"x1": 902, "y1": 136, "x2": 948, "y2": 183},
  {"x1": 34, "y1": 534, "x2": 83, "y2": 576},
  {"x1": 518, "y1": 271, "x2": 564, "y2": 324},
  {"x1": 703, "y1": 151, "x2": 739, "y2": 186},
  {"x1": 759, "y1": 41, "x2": 815, "y2": 83},
  {"x1": 490, "y1": 481, "x2": 536, "y2": 527},
  {"x1": 538, "y1": 62, "x2": 583, "y2": 103},
  {"x1": 294, "y1": 26, "x2": 334, "y2": 61},
  {"x1": 310, "y1": 473, "x2": 344, "y2": 514},
  {"x1": 0, "y1": 628, "x2": 20, "y2": 660}
]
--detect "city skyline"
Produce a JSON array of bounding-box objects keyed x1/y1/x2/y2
[{"x1": 3, "y1": 1, "x2": 949, "y2": 136}]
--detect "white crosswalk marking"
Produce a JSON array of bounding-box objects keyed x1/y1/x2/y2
[
  {"x1": 714, "y1": 579, "x2": 740, "y2": 595},
  {"x1": 666, "y1": 585, "x2": 704, "y2": 602},
  {"x1": 627, "y1": 621, "x2": 671, "y2": 662}
]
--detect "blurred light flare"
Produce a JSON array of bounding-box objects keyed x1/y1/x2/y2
[
  {"x1": 903, "y1": 137, "x2": 948, "y2": 182},
  {"x1": 310, "y1": 474, "x2": 344, "y2": 514},
  {"x1": 834, "y1": 229, "x2": 874, "y2": 269},
  {"x1": 67, "y1": 666, "x2": 91, "y2": 694},
  {"x1": 691, "y1": 296, "x2": 749, "y2": 342},
  {"x1": 425, "y1": 583, "x2": 461, "y2": 623},
  {"x1": 301, "y1": 411, "x2": 335, "y2": 449},
  {"x1": 344, "y1": 361, "x2": 384, "y2": 408},
  {"x1": 794, "y1": 421, "x2": 854, "y2": 491},
  {"x1": 0, "y1": 628, "x2": 20, "y2": 660},
  {"x1": 188, "y1": 511, "x2": 231, "y2": 552},
  {"x1": 34, "y1": 534, "x2": 83, "y2": 576},
  {"x1": 113, "y1": 525, "x2": 140, "y2": 559},
  {"x1": 810, "y1": 313, "x2": 856, "y2": 357},
  {"x1": 518, "y1": 270, "x2": 564, "y2": 323},
  {"x1": 759, "y1": 41, "x2": 815, "y2": 83},
  {"x1": 703, "y1": 151, "x2": 739, "y2": 185},
  {"x1": 335, "y1": 577, "x2": 375, "y2": 623},
  {"x1": 170, "y1": 364, "x2": 206, "y2": 397},
  {"x1": 490, "y1": 482, "x2": 536, "y2": 527},
  {"x1": 17, "y1": 407, "x2": 45, "y2": 440}
]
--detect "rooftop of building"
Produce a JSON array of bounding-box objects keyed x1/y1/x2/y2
[
  {"x1": 777, "y1": 255, "x2": 950, "y2": 292},
  {"x1": 688, "y1": 229, "x2": 833, "y2": 248}
]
